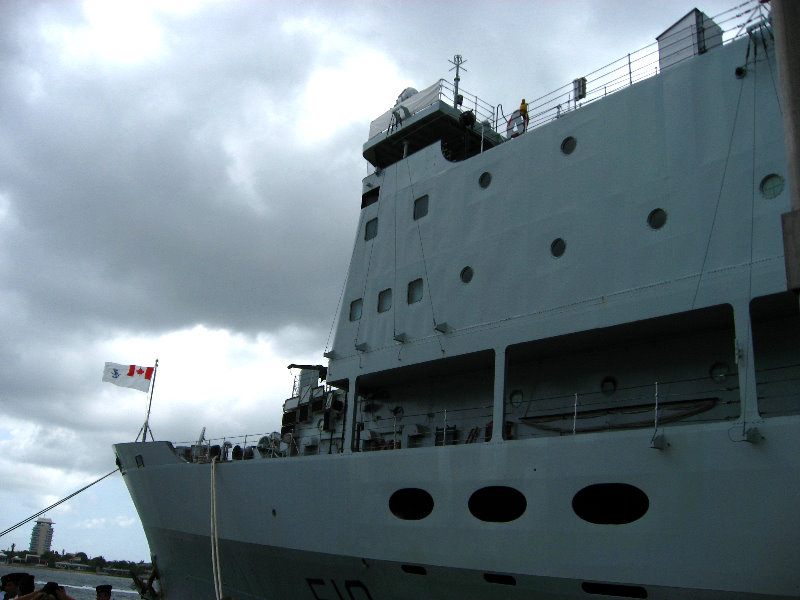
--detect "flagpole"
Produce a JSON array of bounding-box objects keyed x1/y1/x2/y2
[{"x1": 140, "y1": 358, "x2": 159, "y2": 442}]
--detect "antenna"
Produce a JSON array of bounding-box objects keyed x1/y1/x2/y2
[{"x1": 448, "y1": 54, "x2": 467, "y2": 108}]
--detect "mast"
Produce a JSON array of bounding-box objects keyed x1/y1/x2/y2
[
  {"x1": 137, "y1": 358, "x2": 159, "y2": 442},
  {"x1": 774, "y1": 0, "x2": 800, "y2": 289},
  {"x1": 449, "y1": 55, "x2": 466, "y2": 108}
]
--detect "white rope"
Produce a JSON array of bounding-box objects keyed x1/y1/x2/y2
[
  {"x1": 651, "y1": 382, "x2": 660, "y2": 444},
  {"x1": 210, "y1": 457, "x2": 223, "y2": 600},
  {"x1": 572, "y1": 393, "x2": 578, "y2": 435}
]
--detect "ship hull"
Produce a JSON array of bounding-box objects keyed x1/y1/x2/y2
[
  {"x1": 133, "y1": 529, "x2": 789, "y2": 600},
  {"x1": 115, "y1": 415, "x2": 800, "y2": 600}
]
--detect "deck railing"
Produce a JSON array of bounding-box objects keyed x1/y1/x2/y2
[
  {"x1": 510, "y1": 0, "x2": 766, "y2": 134},
  {"x1": 368, "y1": 0, "x2": 767, "y2": 144}
]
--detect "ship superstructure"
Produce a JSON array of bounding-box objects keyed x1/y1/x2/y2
[{"x1": 115, "y1": 4, "x2": 800, "y2": 599}]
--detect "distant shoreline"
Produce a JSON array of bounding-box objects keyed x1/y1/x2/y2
[{"x1": 1, "y1": 563, "x2": 131, "y2": 579}]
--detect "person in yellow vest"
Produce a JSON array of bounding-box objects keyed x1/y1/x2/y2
[{"x1": 519, "y1": 98, "x2": 529, "y2": 131}]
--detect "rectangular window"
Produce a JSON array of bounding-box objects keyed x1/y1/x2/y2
[
  {"x1": 378, "y1": 288, "x2": 392, "y2": 313},
  {"x1": 349, "y1": 298, "x2": 363, "y2": 321},
  {"x1": 361, "y1": 187, "x2": 380, "y2": 209},
  {"x1": 407, "y1": 278, "x2": 423, "y2": 304},
  {"x1": 413, "y1": 195, "x2": 429, "y2": 220},
  {"x1": 365, "y1": 217, "x2": 378, "y2": 241}
]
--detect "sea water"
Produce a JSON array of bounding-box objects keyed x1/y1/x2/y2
[{"x1": 0, "y1": 564, "x2": 139, "y2": 600}]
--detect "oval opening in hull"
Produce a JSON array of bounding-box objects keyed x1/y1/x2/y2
[
  {"x1": 389, "y1": 488, "x2": 434, "y2": 520},
  {"x1": 572, "y1": 483, "x2": 649, "y2": 524},
  {"x1": 468, "y1": 486, "x2": 527, "y2": 522}
]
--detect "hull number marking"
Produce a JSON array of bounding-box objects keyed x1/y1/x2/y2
[{"x1": 307, "y1": 578, "x2": 373, "y2": 600}]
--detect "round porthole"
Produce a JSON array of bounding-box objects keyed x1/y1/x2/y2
[
  {"x1": 600, "y1": 376, "x2": 617, "y2": 395},
  {"x1": 647, "y1": 208, "x2": 667, "y2": 230},
  {"x1": 460, "y1": 266, "x2": 474, "y2": 283},
  {"x1": 389, "y1": 488, "x2": 434, "y2": 520},
  {"x1": 479, "y1": 172, "x2": 492, "y2": 188},
  {"x1": 560, "y1": 136, "x2": 577, "y2": 155},
  {"x1": 759, "y1": 174, "x2": 784, "y2": 199},
  {"x1": 551, "y1": 238, "x2": 566, "y2": 258}
]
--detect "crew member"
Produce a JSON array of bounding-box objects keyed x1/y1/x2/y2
[{"x1": 520, "y1": 98, "x2": 529, "y2": 131}]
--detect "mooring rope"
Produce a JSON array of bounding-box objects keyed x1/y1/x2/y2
[
  {"x1": 210, "y1": 457, "x2": 223, "y2": 600},
  {"x1": 0, "y1": 468, "x2": 118, "y2": 538}
]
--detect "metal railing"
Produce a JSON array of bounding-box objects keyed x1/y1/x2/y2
[
  {"x1": 510, "y1": 0, "x2": 767, "y2": 134},
  {"x1": 368, "y1": 1, "x2": 767, "y2": 145},
  {"x1": 357, "y1": 402, "x2": 494, "y2": 451},
  {"x1": 436, "y1": 79, "x2": 498, "y2": 128}
]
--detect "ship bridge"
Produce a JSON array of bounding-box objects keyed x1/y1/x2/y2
[
  {"x1": 362, "y1": 80, "x2": 505, "y2": 169},
  {"x1": 363, "y1": 8, "x2": 732, "y2": 176}
]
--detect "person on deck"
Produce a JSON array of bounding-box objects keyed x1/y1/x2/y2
[{"x1": 519, "y1": 98, "x2": 529, "y2": 131}]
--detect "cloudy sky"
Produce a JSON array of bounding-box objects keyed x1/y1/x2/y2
[{"x1": 1, "y1": 0, "x2": 751, "y2": 563}]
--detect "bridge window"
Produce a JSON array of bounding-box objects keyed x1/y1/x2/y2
[
  {"x1": 349, "y1": 299, "x2": 363, "y2": 321},
  {"x1": 361, "y1": 186, "x2": 380, "y2": 208},
  {"x1": 378, "y1": 289, "x2": 392, "y2": 313},
  {"x1": 365, "y1": 218, "x2": 378, "y2": 241},
  {"x1": 414, "y1": 195, "x2": 429, "y2": 220},
  {"x1": 407, "y1": 279, "x2": 423, "y2": 304}
]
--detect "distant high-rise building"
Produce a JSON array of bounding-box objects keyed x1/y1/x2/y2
[{"x1": 30, "y1": 518, "x2": 54, "y2": 554}]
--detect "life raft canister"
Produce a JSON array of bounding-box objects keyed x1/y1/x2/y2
[{"x1": 506, "y1": 109, "x2": 525, "y2": 138}]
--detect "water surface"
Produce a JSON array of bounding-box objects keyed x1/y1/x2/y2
[{"x1": 0, "y1": 564, "x2": 139, "y2": 600}]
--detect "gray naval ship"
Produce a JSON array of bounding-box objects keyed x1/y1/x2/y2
[{"x1": 115, "y1": 2, "x2": 800, "y2": 599}]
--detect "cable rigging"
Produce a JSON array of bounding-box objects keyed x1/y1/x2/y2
[
  {"x1": 404, "y1": 159, "x2": 445, "y2": 355},
  {"x1": 0, "y1": 468, "x2": 119, "y2": 538}
]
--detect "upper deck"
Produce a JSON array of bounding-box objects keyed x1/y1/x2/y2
[
  {"x1": 362, "y1": 80, "x2": 505, "y2": 169},
  {"x1": 362, "y1": 2, "x2": 759, "y2": 172}
]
